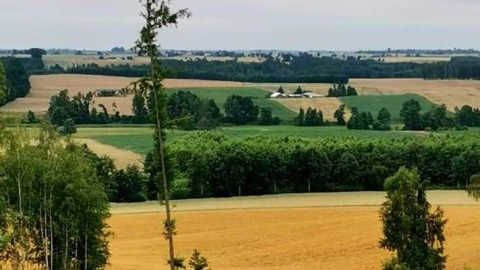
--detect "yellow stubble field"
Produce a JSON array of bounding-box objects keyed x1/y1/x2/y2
[
  {"x1": 108, "y1": 192, "x2": 480, "y2": 270},
  {"x1": 349, "y1": 78, "x2": 480, "y2": 111}
]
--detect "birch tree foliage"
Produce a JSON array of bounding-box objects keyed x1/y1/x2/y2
[{"x1": 0, "y1": 124, "x2": 110, "y2": 270}]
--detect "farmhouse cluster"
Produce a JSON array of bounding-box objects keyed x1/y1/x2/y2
[{"x1": 269, "y1": 87, "x2": 324, "y2": 99}]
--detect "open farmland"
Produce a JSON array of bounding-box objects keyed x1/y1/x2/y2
[
  {"x1": 108, "y1": 191, "x2": 480, "y2": 270},
  {"x1": 259, "y1": 79, "x2": 480, "y2": 117},
  {"x1": 0, "y1": 74, "x2": 294, "y2": 121},
  {"x1": 168, "y1": 87, "x2": 297, "y2": 120},
  {"x1": 339, "y1": 94, "x2": 437, "y2": 120},
  {"x1": 41, "y1": 54, "x2": 266, "y2": 69},
  {"x1": 381, "y1": 56, "x2": 451, "y2": 63},
  {"x1": 349, "y1": 78, "x2": 480, "y2": 111},
  {"x1": 275, "y1": 97, "x2": 350, "y2": 121},
  {"x1": 42, "y1": 54, "x2": 151, "y2": 68},
  {"x1": 0, "y1": 74, "x2": 242, "y2": 115},
  {"x1": 74, "y1": 126, "x2": 423, "y2": 155}
]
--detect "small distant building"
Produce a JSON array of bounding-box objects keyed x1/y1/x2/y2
[
  {"x1": 94, "y1": 89, "x2": 123, "y2": 97},
  {"x1": 302, "y1": 92, "x2": 324, "y2": 98},
  {"x1": 269, "y1": 91, "x2": 324, "y2": 99},
  {"x1": 270, "y1": 92, "x2": 286, "y2": 98}
]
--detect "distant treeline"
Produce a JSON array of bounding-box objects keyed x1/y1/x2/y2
[
  {"x1": 422, "y1": 57, "x2": 480, "y2": 79},
  {"x1": 0, "y1": 57, "x2": 31, "y2": 105},
  {"x1": 168, "y1": 133, "x2": 480, "y2": 198},
  {"x1": 32, "y1": 54, "x2": 480, "y2": 82}
]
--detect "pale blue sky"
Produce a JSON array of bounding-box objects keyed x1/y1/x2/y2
[{"x1": 1, "y1": 0, "x2": 479, "y2": 51}]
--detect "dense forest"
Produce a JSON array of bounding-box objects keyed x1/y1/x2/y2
[
  {"x1": 0, "y1": 57, "x2": 31, "y2": 105},
  {"x1": 166, "y1": 133, "x2": 480, "y2": 198},
  {"x1": 36, "y1": 54, "x2": 480, "y2": 82}
]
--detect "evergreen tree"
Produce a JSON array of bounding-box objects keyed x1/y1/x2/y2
[
  {"x1": 380, "y1": 167, "x2": 447, "y2": 270},
  {"x1": 293, "y1": 86, "x2": 304, "y2": 94}
]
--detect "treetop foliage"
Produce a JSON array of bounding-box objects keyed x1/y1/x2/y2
[
  {"x1": 168, "y1": 133, "x2": 480, "y2": 198},
  {"x1": 0, "y1": 124, "x2": 110, "y2": 269},
  {"x1": 380, "y1": 167, "x2": 447, "y2": 270},
  {"x1": 327, "y1": 84, "x2": 358, "y2": 97}
]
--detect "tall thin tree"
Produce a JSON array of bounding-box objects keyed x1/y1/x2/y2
[{"x1": 135, "y1": 1, "x2": 190, "y2": 270}]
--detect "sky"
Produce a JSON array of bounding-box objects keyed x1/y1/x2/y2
[{"x1": 1, "y1": 0, "x2": 479, "y2": 51}]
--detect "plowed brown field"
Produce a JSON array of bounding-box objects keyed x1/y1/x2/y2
[{"x1": 108, "y1": 192, "x2": 480, "y2": 270}]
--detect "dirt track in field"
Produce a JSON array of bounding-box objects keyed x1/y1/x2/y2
[
  {"x1": 108, "y1": 192, "x2": 480, "y2": 270},
  {"x1": 74, "y1": 138, "x2": 143, "y2": 169}
]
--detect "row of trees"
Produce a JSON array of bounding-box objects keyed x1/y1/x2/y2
[
  {"x1": 327, "y1": 100, "x2": 480, "y2": 132},
  {"x1": 47, "y1": 89, "x2": 282, "y2": 129},
  {"x1": 400, "y1": 100, "x2": 454, "y2": 131},
  {"x1": 327, "y1": 84, "x2": 358, "y2": 97},
  {"x1": 0, "y1": 57, "x2": 31, "y2": 105},
  {"x1": 422, "y1": 56, "x2": 480, "y2": 80},
  {"x1": 294, "y1": 107, "x2": 324, "y2": 126},
  {"x1": 167, "y1": 133, "x2": 480, "y2": 198},
  {"x1": 347, "y1": 107, "x2": 391, "y2": 130}
]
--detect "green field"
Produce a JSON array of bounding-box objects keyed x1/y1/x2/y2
[
  {"x1": 339, "y1": 94, "x2": 438, "y2": 121},
  {"x1": 166, "y1": 87, "x2": 296, "y2": 121},
  {"x1": 75, "y1": 125, "x2": 419, "y2": 154}
]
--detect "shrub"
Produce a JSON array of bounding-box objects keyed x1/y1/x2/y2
[
  {"x1": 59, "y1": 118, "x2": 77, "y2": 135},
  {"x1": 170, "y1": 178, "x2": 192, "y2": 200},
  {"x1": 111, "y1": 165, "x2": 147, "y2": 203}
]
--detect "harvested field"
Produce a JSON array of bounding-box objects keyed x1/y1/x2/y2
[
  {"x1": 0, "y1": 75, "x2": 242, "y2": 115},
  {"x1": 276, "y1": 97, "x2": 351, "y2": 121},
  {"x1": 254, "y1": 79, "x2": 480, "y2": 114},
  {"x1": 74, "y1": 138, "x2": 143, "y2": 169},
  {"x1": 349, "y1": 79, "x2": 480, "y2": 111},
  {"x1": 108, "y1": 191, "x2": 480, "y2": 270},
  {"x1": 382, "y1": 56, "x2": 451, "y2": 63}
]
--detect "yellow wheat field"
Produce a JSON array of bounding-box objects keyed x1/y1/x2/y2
[
  {"x1": 108, "y1": 192, "x2": 480, "y2": 270},
  {"x1": 349, "y1": 78, "x2": 480, "y2": 110}
]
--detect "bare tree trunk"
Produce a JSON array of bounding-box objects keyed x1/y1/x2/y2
[
  {"x1": 84, "y1": 233, "x2": 88, "y2": 270},
  {"x1": 273, "y1": 181, "x2": 277, "y2": 194},
  {"x1": 149, "y1": 40, "x2": 175, "y2": 270},
  {"x1": 64, "y1": 209, "x2": 69, "y2": 269},
  {"x1": 308, "y1": 180, "x2": 311, "y2": 193},
  {"x1": 49, "y1": 190, "x2": 54, "y2": 269}
]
